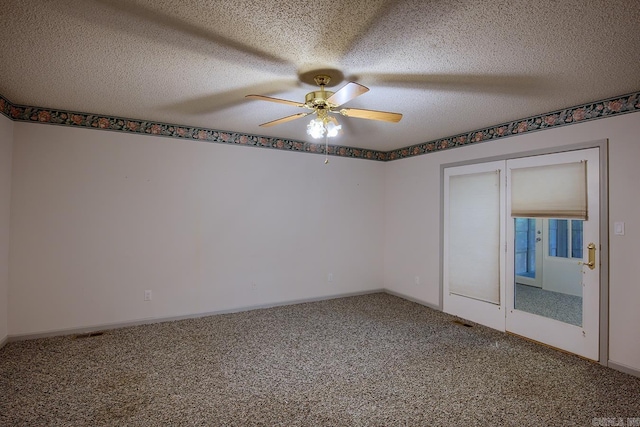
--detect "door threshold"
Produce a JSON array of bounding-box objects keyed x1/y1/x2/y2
[{"x1": 506, "y1": 331, "x2": 598, "y2": 363}]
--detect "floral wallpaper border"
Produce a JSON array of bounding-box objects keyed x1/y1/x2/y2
[
  {"x1": 1, "y1": 91, "x2": 638, "y2": 162},
  {"x1": 385, "y1": 91, "x2": 640, "y2": 161},
  {"x1": 0, "y1": 96, "x2": 386, "y2": 162}
]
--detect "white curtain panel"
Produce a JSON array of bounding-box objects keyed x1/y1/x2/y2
[
  {"x1": 448, "y1": 170, "x2": 501, "y2": 304},
  {"x1": 510, "y1": 161, "x2": 587, "y2": 219}
]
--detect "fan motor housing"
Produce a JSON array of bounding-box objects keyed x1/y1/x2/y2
[{"x1": 305, "y1": 90, "x2": 335, "y2": 109}]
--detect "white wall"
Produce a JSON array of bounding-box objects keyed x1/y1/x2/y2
[
  {"x1": 0, "y1": 115, "x2": 12, "y2": 344},
  {"x1": 8, "y1": 123, "x2": 385, "y2": 335},
  {"x1": 384, "y1": 112, "x2": 640, "y2": 372},
  {"x1": 7, "y1": 110, "x2": 640, "y2": 372}
]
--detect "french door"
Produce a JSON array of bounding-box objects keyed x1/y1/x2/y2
[
  {"x1": 506, "y1": 148, "x2": 600, "y2": 360},
  {"x1": 443, "y1": 148, "x2": 601, "y2": 360},
  {"x1": 443, "y1": 161, "x2": 506, "y2": 331}
]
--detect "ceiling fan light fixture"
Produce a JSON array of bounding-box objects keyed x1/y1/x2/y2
[
  {"x1": 249, "y1": 71, "x2": 401, "y2": 143},
  {"x1": 306, "y1": 117, "x2": 342, "y2": 139},
  {"x1": 326, "y1": 120, "x2": 342, "y2": 137},
  {"x1": 306, "y1": 117, "x2": 326, "y2": 139}
]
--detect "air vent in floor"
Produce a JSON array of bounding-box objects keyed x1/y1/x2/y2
[
  {"x1": 74, "y1": 331, "x2": 105, "y2": 339},
  {"x1": 452, "y1": 320, "x2": 473, "y2": 328}
]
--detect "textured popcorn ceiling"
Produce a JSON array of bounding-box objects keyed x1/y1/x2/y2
[{"x1": 1, "y1": 0, "x2": 639, "y2": 151}]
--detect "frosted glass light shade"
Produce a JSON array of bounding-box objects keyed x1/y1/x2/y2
[
  {"x1": 306, "y1": 118, "x2": 325, "y2": 139},
  {"x1": 326, "y1": 121, "x2": 341, "y2": 137}
]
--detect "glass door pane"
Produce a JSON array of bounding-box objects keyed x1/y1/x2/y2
[{"x1": 514, "y1": 218, "x2": 583, "y2": 327}]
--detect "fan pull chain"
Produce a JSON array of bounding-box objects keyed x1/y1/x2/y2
[{"x1": 324, "y1": 131, "x2": 329, "y2": 164}]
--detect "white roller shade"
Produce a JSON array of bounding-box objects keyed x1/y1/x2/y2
[
  {"x1": 448, "y1": 170, "x2": 501, "y2": 304},
  {"x1": 510, "y1": 161, "x2": 587, "y2": 219}
]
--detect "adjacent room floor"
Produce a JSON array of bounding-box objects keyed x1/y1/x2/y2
[{"x1": 514, "y1": 283, "x2": 583, "y2": 326}]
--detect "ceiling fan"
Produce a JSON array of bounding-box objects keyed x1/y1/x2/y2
[{"x1": 245, "y1": 73, "x2": 402, "y2": 139}]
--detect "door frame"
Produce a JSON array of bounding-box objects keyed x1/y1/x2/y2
[{"x1": 439, "y1": 140, "x2": 609, "y2": 365}]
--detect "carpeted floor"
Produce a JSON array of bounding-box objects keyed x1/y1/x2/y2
[{"x1": 1, "y1": 293, "x2": 639, "y2": 426}]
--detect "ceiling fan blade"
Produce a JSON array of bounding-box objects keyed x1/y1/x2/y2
[
  {"x1": 326, "y1": 82, "x2": 369, "y2": 107},
  {"x1": 260, "y1": 112, "x2": 311, "y2": 127},
  {"x1": 245, "y1": 94, "x2": 304, "y2": 107},
  {"x1": 339, "y1": 108, "x2": 402, "y2": 123}
]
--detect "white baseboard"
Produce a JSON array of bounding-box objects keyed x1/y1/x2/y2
[
  {"x1": 8, "y1": 289, "x2": 386, "y2": 342},
  {"x1": 384, "y1": 289, "x2": 441, "y2": 311},
  {"x1": 608, "y1": 360, "x2": 640, "y2": 379}
]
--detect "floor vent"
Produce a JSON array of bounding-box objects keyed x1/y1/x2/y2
[
  {"x1": 452, "y1": 320, "x2": 473, "y2": 328},
  {"x1": 74, "y1": 331, "x2": 105, "y2": 339}
]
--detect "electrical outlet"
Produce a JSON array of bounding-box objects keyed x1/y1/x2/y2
[
  {"x1": 144, "y1": 290, "x2": 152, "y2": 301},
  {"x1": 327, "y1": 273, "x2": 334, "y2": 283},
  {"x1": 251, "y1": 282, "x2": 257, "y2": 291},
  {"x1": 414, "y1": 276, "x2": 420, "y2": 286}
]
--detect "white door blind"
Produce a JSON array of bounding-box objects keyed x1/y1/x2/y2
[
  {"x1": 448, "y1": 170, "x2": 501, "y2": 304},
  {"x1": 510, "y1": 161, "x2": 587, "y2": 219}
]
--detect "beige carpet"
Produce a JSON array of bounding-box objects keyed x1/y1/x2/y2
[{"x1": 1, "y1": 293, "x2": 639, "y2": 426}]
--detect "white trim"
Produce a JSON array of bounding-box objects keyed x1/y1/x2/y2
[
  {"x1": 608, "y1": 361, "x2": 640, "y2": 379},
  {"x1": 384, "y1": 289, "x2": 440, "y2": 310},
  {"x1": 7, "y1": 289, "x2": 384, "y2": 342}
]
